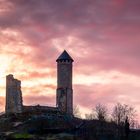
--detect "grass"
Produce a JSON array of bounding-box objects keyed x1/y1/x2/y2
[{"x1": 13, "y1": 133, "x2": 34, "y2": 139}]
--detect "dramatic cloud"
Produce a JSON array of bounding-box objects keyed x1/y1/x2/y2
[{"x1": 0, "y1": 0, "x2": 140, "y2": 121}]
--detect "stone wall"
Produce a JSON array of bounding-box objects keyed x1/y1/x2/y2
[
  {"x1": 5, "y1": 74, "x2": 23, "y2": 114},
  {"x1": 23, "y1": 105, "x2": 58, "y2": 113}
]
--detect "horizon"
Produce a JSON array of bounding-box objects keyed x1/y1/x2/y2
[{"x1": 0, "y1": 0, "x2": 140, "y2": 124}]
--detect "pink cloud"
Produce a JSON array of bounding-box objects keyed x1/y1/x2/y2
[
  {"x1": 0, "y1": 96, "x2": 5, "y2": 112},
  {"x1": 0, "y1": 0, "x2": 140, "y2": 123},
  {"x1": 23, "y1": 95, "x2": 56, "y2": 107}
]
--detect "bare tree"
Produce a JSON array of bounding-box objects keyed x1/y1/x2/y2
[
  {"x1": 85, "y1": 103, "x2": 108, "y2": 121},
  {"x1": 130, "y1": 120, "x2": 140, "y2": 129},
  {"x1": 112, "y1": 103, "x2": 136, "y2": 126},
  {"x1": 94, "y1": 103, "x2": 108, "y2": 121},
  {"x1": 73, "y1": 105, "x2": 81, "y2": 118},
  {"x1": 85, "y1": 113, "x2": 95, "y2": 120}
]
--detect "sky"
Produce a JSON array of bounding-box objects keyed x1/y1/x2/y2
[{"x1": 0, "y1": 0, "x2": 140, "y2": 123}]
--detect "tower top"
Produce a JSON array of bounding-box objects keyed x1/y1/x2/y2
[{"x1": 56, "y1": 50, "x2": 74, "y2": 62}]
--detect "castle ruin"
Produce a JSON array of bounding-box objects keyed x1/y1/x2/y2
[
  {"x1": 5, "y1": 50, "x2": 74, "y2": 115},
  {"x1": 6, "y1": 74, "x2": 23, "y2": 113}
]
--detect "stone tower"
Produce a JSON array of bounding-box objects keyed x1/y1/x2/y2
[
  {"x1": 56, "y1": 50, "x2": 74, "y2": 115},
  {"x1": 5, "y1": 74, "x2": 23, "y2": 114}
]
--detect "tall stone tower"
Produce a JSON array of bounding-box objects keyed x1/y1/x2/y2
[
  {"x1": 5, "y1": 74, "x2": 23, "y2": 114},
  {"x1": 56, "y1": 50, "x2": 74, "y2": 115}
]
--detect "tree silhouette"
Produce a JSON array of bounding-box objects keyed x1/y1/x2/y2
[
  {"x1": 85, "y1": 113, "x2": 95, "y2": 120},
  {"x1": 85, "y1": 103, "x2": 108, "y2": 121},
  {"x1": 95, "y1": 103, "x2": 108, "y2": 121},
  {"x1": 112, "y1": 103, "x2": 136, "y2": 127},
  {"x1": 73, "y1": 105, "x2": 81, "y2": 118}
]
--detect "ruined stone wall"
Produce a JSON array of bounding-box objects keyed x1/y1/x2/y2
[
  {"x1": 23, "y1": 105, "x2": 58, "y2": 112},
  {"x1": 5, "y1": 74, "x2": 23, "y2": 114}
]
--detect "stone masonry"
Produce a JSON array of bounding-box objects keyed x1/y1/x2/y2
[
  {"x1": 5, "y1": 50, "x2": 74, "y2": 115},
  {"x1": 5, "y1": 74, "x2": 23, "y2": 114},
  {"x1": 56, "y1": 50, "x2": 74, "y2": 115}
]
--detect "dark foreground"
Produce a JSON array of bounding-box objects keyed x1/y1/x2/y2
[{"x1": 0, "y1": 111, "x2": 139, "y2": 140}]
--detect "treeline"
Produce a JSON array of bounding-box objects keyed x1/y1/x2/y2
[{"x1": 74, "y1": 103, "x2": 140, "y2": 129}]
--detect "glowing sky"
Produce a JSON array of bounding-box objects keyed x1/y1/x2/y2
[{"x1": 0, "y1": 0, "x2": 140, "y2": 121}]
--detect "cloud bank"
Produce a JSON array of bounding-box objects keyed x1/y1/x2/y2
[{"x1": 0, "y1": 0, "x2": 140, "y2": 121}]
